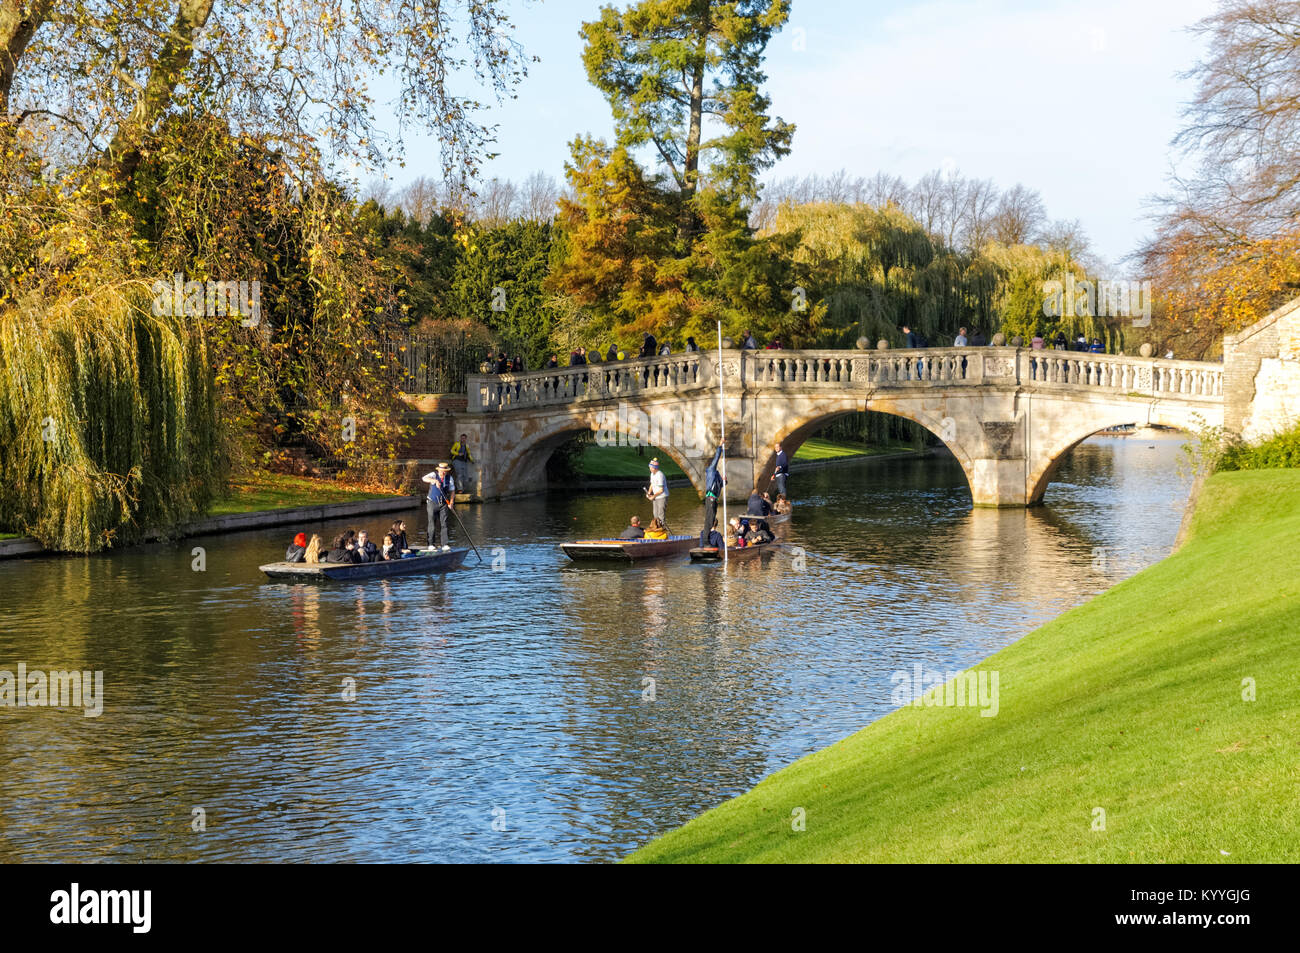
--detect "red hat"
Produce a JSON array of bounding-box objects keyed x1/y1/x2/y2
[{"x1": 294, "y1": 532, "x2": 307, "y2": 547}]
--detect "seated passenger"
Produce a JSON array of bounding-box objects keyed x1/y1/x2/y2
[
  {"x1": 643, "y1": 517, "x2": 669, "y2": 540},
  {"x1": 354, "y1": 530, "x2": 379, "y2": 563},
  {"x1": 704, "y1": 518, "x2": 724, "y2": 550},
  {"x1": 304, "y1": 534, "x2": 324, "y2": 564},
  {"x1": 389, "y1": 520, "x2": 411, "y2": 554},
  {"x1": 746, "y1": 488, "x2": 771, "y2": 516},
  {"x1": 381, "y1": 534, "x2": 396, "y2": 560},
  {"x1": 747, "y1": 519, "x2": 774, "y2": 544},
  {"x1": 285, "y1": 532, "x2": 308, "y2": 563},
  {"x1": 619, "y1": 516, "x2": 645, "y2": 539},
  {"x1": 773, "y1": 494, "x2": 792, "y2": 514},
  {"x1": 326, "y1": 533, "x2": 361, "y2": 564}
]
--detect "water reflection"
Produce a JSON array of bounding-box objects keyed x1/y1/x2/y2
[{"x1": 0, "y1": 436, "x2": 1190, "y2": 862}]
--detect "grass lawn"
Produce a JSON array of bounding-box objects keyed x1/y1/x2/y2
[
  {"x1": 209, "y1": 472, "x2": 400, "y2": 517},
  {"x1": 793, "y1": 437, "x2": 917, "y2": 462},
  {"x1": 629, "y1": 468, "x2": 1300, "y2": 863},
  {"x1": 0, "y1": 532, "x2": 20, "y2": 540},
  {"x1": 578, "y1": 444, "x2": 686, "y2": 479}
]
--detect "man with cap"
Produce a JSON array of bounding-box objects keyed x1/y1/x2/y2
[
  {"x1": 645, "y1": 457, "x2": 669, "y2": 524},
  {"x1": 421, "y1": 461, "x2": 456, "y2": 550}
]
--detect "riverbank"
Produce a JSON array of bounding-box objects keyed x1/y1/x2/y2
[
  {"x1": 0, "y1": 472, "x2": 415, "y2": 559},
  {"x1": 629, "y1": 467, "x2": 1300, "y2": 863},
  {"x1": 574, "y1": 437, "x2": 919, "y2": 489}
]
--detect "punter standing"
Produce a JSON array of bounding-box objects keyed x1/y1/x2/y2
[
  {"x1": 422, "y1": 461, "x2": 456, "y2": 550},
  {"x1": 646, "y1": 457, "x2": 669, "y2": 524},
  {"x1": 700, "y1": 444, "x2": 724, "y2": 545},
  {"x1": 771, "y1": 442, "x2": 790, "y2": 497}
]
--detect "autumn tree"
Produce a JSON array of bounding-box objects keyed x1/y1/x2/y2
[{"x1": 1139, "y1": 0, "x2": 1300, "y2": 354}]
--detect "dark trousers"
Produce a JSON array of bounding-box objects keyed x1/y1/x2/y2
[
  {"x1": 701, "y1": 496, "x2": 718, "y2": 544},
  {"x1": 426, "y1": 500, "x2": 451, "y2": 547}
]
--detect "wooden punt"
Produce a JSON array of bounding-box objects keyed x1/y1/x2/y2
[
  {"x1": 260, "y1": 548, "x2": 470, "y2": 581},
  {"x1": 689, "y1": 540, "x2": 778, "y2": 562},
  {"x1": 560, "y1": 535, "x2": 698, "y2": 563},
  {"x1": 737, "y1": 509, "x2": 791, "y2": 525}
]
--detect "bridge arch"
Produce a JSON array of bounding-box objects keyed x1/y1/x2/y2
[
  {"x1": 1026, "y1": 411, "x2": 1191, "y2": 504},
  {"x1": 486, "y1": 407, "x2": 707, "y2": 499},
  {"x1": 755, "y1": 397, "x2": 978, "y2": 499}
]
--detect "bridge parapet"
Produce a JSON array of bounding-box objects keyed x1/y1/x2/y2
[
  {"x1": 1019, "y1": 351, "x2": 1222, "y2": 399},
  {"x1": 468, "y1": 352, "x2": 705, "y2": 412},
  {"x1": 468, "y1": 346, "x2": 1224, "y2": 411}
]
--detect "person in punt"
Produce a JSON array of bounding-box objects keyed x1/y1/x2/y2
[
  {"x1": 643, "y1": 517, "x2": 669, "y2": 540},
  {"x1": 285, "y1": 532, "x2": 308, "y2": 563},
  {"x1": 304, "y1": 534, "x2": 324, "y2": 564},
  {"x1": 619, "y1": 516, "x2": 645, "y2": 540}
]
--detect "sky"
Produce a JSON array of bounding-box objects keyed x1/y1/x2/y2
[{"x1": 373, "y1": 0, "x2": 1221, "y2": 269}]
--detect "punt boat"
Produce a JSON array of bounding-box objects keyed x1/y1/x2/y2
[
  {"x1": 560, "y1": 535, "x2": 698, "y2": 563},
  {"x1": 688, "y1": 540, "x2": 779, "y2": 562},
  {"x1": 260, "y1": 548, "x2": 471, "y2": 581}
]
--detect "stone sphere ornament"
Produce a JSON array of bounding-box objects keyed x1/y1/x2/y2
[
  {"x1": 877, "y1": 339, "x2": 890, "y2": 350},
  {"x1": 856, "y1": 336, "x2": 870, "y2": 350},
  {"x1": 1139, "y1": 343, "x2": 1153, "y2": 358},
  {"x1": 721, "y1": 336, "x2": 735, "y2": 349}
]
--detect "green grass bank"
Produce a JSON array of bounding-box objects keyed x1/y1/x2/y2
[
  {"x1": 576, "y1": 437, "x2": 915, "y2": 480},
  {"x1": 630, "y1": 468, "x2": 1300, "y2": 863}
]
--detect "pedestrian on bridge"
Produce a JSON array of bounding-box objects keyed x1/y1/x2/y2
[{"x1": 646, "y1": 458, "x2": 669, "y2": 524}]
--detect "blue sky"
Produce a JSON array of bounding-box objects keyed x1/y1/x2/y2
[{"x1": 374, "y1": 0, "x2": 1219, "y2": 267}]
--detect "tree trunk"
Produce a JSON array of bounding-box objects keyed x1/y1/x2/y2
[
  {"x1": 103, "y1": 0, "x2": 216, "y2": 183},
  {"x1": 0, "y1": 0, "x2": 52, "y2": 116},
  {"x1": 678, "y1": 25, "x2": 708, "y2": 245}
]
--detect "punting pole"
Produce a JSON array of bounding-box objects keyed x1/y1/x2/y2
[{"x1": 717, "y1": 320, "x2": 727, "y2": 566}]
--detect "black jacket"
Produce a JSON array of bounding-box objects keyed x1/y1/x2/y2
[
  {"x1": 284, "y1": 544, "x2": 306, "y2": 563},
  {"x1": 327, "y1": 547, "x2": 360, "y2": 564},
  {"x1": 619, "y1": 525, "x2": 645, "y2": 539},
  {"x1": 640, "y1": 334, "x2": 657, "y2": 358}
]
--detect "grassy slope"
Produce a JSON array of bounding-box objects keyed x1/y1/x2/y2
[
  {"x1": 630, "y1": 469, "x2": 1300, "y2": 863},
  {"x1": 208, "y1": 472, "x2": 397, "y2": 516},
  {"x1": 578, "y1": 438, "x2": 911, "y2": 479},
  {"x1": 793, "y1": 437, "x2": 916, "y2": 462},
  {"x1": 577, "y1": 445, "x2": 686, "y2": 479}
]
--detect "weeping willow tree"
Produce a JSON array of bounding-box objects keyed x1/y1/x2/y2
[{"x1": 0, "y1": 284, "x2": 223, "y2": 552}]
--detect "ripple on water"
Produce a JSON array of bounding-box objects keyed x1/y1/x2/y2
[{"x1": 0, "y1": 437, "x2": 1191, "y2": 862}]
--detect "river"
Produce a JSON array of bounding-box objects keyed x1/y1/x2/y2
[{"x1": 0, "y1": 435, "x2": 1191, "y2": 862}]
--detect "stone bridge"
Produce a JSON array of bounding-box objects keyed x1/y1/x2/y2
[{"x1": 448, "y1": 347, "x2": 1223, "y2": 506}]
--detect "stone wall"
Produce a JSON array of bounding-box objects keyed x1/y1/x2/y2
[
  {"x1": 399, "y1": 394, "x2": 467, "y2": 491},
  {"x1": 1223, "y1": 297, "x2": 1300, "y2": 442}
]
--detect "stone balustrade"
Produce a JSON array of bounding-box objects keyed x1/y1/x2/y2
[{"x1": 466, "y1": 346, "x2": 1224, "y2": 412}]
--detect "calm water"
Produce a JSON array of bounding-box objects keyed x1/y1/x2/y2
[{"x1": 0, "y1": 437, "x2": 1190, "y2": 862}]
